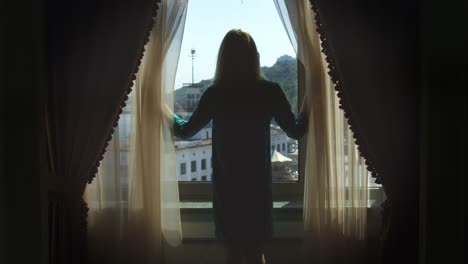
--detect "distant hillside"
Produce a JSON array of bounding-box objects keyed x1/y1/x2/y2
[
  {"x1": 261, "y1": 55, "x2": 298, "y2": 112},
  {"x1": 175, "y1": 54, "x2": 298, "y2": 112}
]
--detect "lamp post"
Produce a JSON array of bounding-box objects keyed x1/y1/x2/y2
[{"x1": 190, "y1": 49, "x2": 196, "y2": 85}]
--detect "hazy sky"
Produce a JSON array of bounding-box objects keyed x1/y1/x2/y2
[{"x1": 174, "y1": 0, "x2": 296, "y2": 89}]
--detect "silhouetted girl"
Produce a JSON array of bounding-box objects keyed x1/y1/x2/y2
[{"x1": 174, "y1": 29, "x2": 307, "y2": 264}]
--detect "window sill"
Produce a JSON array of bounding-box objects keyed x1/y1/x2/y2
[
  {"x1": 180, "y1": 200, "x2": 383, "y2": 241},
  {"x1": 180, "y1": 201, "x2": 303, "y2": 241},
  {"x1": 180, "y1": 199, "x2": 382, "y2": 212},
  {"x1": 180, "y1": 201, "x2": 302, "y2": 210}
]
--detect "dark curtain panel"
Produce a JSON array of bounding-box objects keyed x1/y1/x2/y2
[
  {"x1": 45, "y1": 1, "x2": 158, "y2": 263},
  {"x1": 311, "y1": 0, "x2": 421, "y2": 263}
]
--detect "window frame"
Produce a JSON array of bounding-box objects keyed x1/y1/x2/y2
[
  {"x1": 177, "y1": 60, "x2": 386, "y2": 203},
  {"x1": 179, "y1": 60, "x2": 306, "y2": 202}
]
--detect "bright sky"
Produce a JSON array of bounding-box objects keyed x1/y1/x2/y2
[{"x1": 174, "y1": 0, "x2": 296, "y2": 89}]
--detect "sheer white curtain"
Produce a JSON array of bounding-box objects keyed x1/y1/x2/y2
[
  {"x1": 85, "y1": 0, "x2": 188, "y2": 263},
  {"x1": 129, "y1": 0, "x2": 187, "y2": 250},
  {"x1": 274, "y1": 0, "x2": 369, "y2": 261}
]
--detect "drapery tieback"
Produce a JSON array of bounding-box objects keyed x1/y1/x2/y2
[
  {"x1": 48, "y1": 191, "x2": 89, "y2": 228},
  {"x1": 48, "y1": 190, "x2": 86, "y2": 203},
  {"x1": 48, "y1": 191, "x2": 89, "y2": 263}
]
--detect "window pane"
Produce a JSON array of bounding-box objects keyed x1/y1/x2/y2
[
  {"x1": 270, "y1": 124, "x2": 299, "y2": 182},
  {"x1": 180, "y1": 163, "x2": 186, "y2": 175},
  {"x1": 118, "y1": 104, "x2": 131, "y2": 201},
  {"x1": 174, "y1": 0, "x2": 298, "y2": 182},
  {"x1": 191, "y1": 161, "x2": 197, "y2": 172}
]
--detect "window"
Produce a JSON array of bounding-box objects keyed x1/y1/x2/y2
[
  {"x1": 191, "y1": 161, "x2": 196, "y2": 172},
  {"x1": 96, "y1": 0, "x2": 383, "y2": 208},
  {"x1": 175, "y1": 0, "x2": 301, "y2": 201},
  {"x1": 180, "y1": 163, "x2": 186, "y2": 175}
]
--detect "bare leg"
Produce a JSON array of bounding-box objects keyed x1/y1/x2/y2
[
  {"x1": 226, "y1": 245, "x2": 244, "y2": 264},
  {"x1": 244, "y1": 244, "x2": 266, "y2": 264}
]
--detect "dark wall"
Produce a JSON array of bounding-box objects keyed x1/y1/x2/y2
[
  {"x1": 1, "y1": 1, "x2": 48, "y2": 264},
  {"x1": 420, "y1": 0, "x2": 467, "y2": 263}
]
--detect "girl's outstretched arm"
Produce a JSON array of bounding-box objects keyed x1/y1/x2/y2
[
  {"x1": 174, "y1": 89, "x2": 212, "y2": 139},
  {"x1": 272, "y1": 84, "x2": 308, "y2": 140}
]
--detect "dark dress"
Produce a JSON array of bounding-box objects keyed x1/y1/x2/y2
[{"x1": 174, "y1": 79, "x2": 307, "y2": 246}]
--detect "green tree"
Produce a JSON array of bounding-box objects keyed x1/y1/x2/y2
[{"x1": 261, "y1": 54, "x2": 298, "y2": 112}]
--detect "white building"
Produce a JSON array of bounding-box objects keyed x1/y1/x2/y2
[
  {"x1": 270, "y1": 124, "x2": 296, "y2": 155},
  {"x1": 173, "y1": 123, "x2": 299, "y2": 182},
  {"x1": 173, "y1": 83, "x2": 298, "y2": 182},
  {"x1": 175, "y1": 83, "x2": 204, "y2": 118},
  {"x1": 175, "y1": 138, "x2": 213, "y2": 181}
]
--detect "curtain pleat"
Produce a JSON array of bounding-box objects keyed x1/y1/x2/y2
[
  {"x1": 45, "y1": 1, "x2": 158, "y2": 263},
  {"x1": 85, "y1": 1, "x2": 188, "y2": 263},
  {"x1": 274, "y1": 0, "x2": 370, "y2": 262},
  {"x1": 309, "y1": 0, "x2": 421, "y2": 262},
  {"x1": 129, "y1": 0, "x2": 187, "y2": 250}
]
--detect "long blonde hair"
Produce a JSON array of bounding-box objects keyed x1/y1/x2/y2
[{"x1": 213, "y1": 29, "x2": 263, "y2": 85}]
